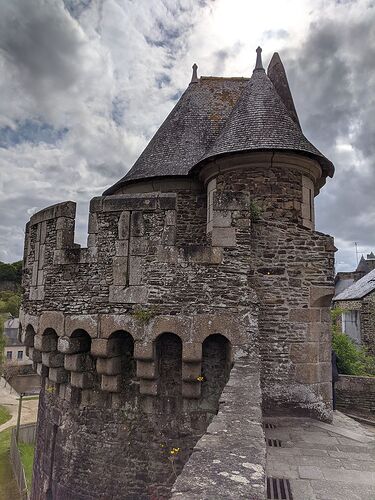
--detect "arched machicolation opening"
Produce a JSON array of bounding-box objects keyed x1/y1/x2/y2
[
  {"x1": 200, "y1": 334, "x2": 232, "y2": 414},
  {"x1": 156, "y1": 333, "x2": 182, "y2": 409},
  {"x1": 108, "y1": 330, "x2": 135, "y2": 381},
  {"x1": 24, "y1": 324, "x2": 36, "y2": 347}
]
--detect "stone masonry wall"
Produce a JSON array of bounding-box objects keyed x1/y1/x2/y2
[
  {"x1": 21, "y1": 160, "x2": 335, "y2": 498},
  {"x1": 215, "y1": 167, "x2": 335, "y2": 420},
  {"x1": 171, "y1": 350, "x2": 266, "y2": 500},
  {"x1": 21, "y1": 193, "x2": 260, "y2": 499},
  {"x1": 336, "y1": 375, "x2": 375, "y2": 417}
]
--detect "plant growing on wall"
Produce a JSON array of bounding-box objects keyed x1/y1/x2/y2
[
  {"x1": 249, "y1": 201, "x2": 262, "y2": 222},
  {"x1": 131, "y1": 307, "x2": 155, "y2": 324}
]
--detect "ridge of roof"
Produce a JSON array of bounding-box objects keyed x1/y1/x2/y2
[
  {"x1": 194, "y1": 66, "x2": 334, "y2": 177},
  {"x1": 334, "y1": 268, "x2": 375, "y2": 301},
  {"x1": 103, "y1": 50, "x2": 334, "y2": 195}
]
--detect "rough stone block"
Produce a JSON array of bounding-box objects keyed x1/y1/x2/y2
[
  {"x1": 109, "y1": 285, "x2": 148, "y2": 304},
  {"x1": 295, "y1": 363, "x2": 319, "y2": 384},
  {"x1": 319, "y1": 362, "x2": 332, "y2": 383},
  {"x1": 136, "y1": 360, "x2": 156, "y2": 380},
  {"x1": 37, "y1": 270, "x2": 44, "y2": 286},
  {"x1": 290, "y1": 343, "x2": 318, "y2": 363},
  {"x1": 156, "y1": 246, "x2": 179, "y2": 263},
  {"x1": 64, "y1": 353, "x2": 93, "y2": 372},
  {"x1": 182, "y1": 381, "x2": 201, "y2": 399},
  {"x1": 112, "y1": 256, "x2": 128, "y2": 286},
  {"x1": 39, "y1": 245, "x2": 45, "y2": 269},
  {"x1": 162, "y1": 225, "x2": 176, "y2": 246},
  {"x1": 87, "y1": 234, "x2": 97, "y2": 248},
  {"x1": 182, "y1": 343, "x2": 202, "y2": 362},
  {"x1": 131, "y1": 211, "x2": 145, "y2": 237},
  {"x1": 319, "y1": 342, "x2": 331, "y2": 362},
  {"x1": 213, "y1": 191, "x2": 250, "y2": 210},
  {"x1": 212, "y1": 211, "x2": 232, "y2": 227},
  {"x1": 49, "y1": 367, "x2": 69, "y2": 384},
  {"x1": 211, "y1": 227, "x2": 236, "y2": 248},
  {"x1": 71, "y1": 371, "x2": 94, "y2": 389},
  {"x1": 118, "y1": 211, "x2": 130, "y2": 239},
  {"x1": 115, "y1": 240, "x2": 129, "y2": 257},
  {"x1": 36, "y1": 363, "x2": 49, "y2": 377},
  {"x1": 91, "y1": 338, "x2": 123, "y2": 358},
  {"x1": 31, "y1": 262, "x2": 38, "y2": 286},
  {"x1": 310, "y1": 286, "x2": 335, "y2": 307},
  {"x1": 128, "y1": 256, "x2": 143, "y2": 285},
  {"x1": 289, "y1": 308, "x2": 321, "y2": 323},
  {"x1": 34, "y1": 334, "x2": 58, "y2": 353},
  {"x1": 56, "y1": 228, "x2": 74, "y2": 250},
  {"x1": 58, "y1": 335, "x2": 91, "y2": 354},
  {"x1": 134, "y1": 342, "x2": 154, "y2": 361},
  {"x1": 182, "y1": 362, "x2": 201, "y2": 382},
  {"x1": 28, "y1": 347, "x2": 42, "y2": 363},
  {"x1": 96, "y1": 355, "x2": 125, "y2": 375},
  {"x1": 88, "y1": 213, "x2": 98, "y2": 234},
  {"x1": 101, "y1": 374, "x2": 121, "y2": 392},
  {"x1": 129, "y1": 237, "x2": 148, "y2": 256},
  {"x1": 39, "y1": 311, "x2": 65, "y2": 337},
  {"x1": 42, "y1": 351, "x2": 65, "y2": 368},
  {"x1": 165, "y1": 210, "x2": 176, "y2": 226},
  {"x1": 186, "y1": 247, "x2": 223, "y2": 264},
  {"x1": 140, "y1": 379, "x2": 157, "y2": 396},
  {"x1": 64, "y1": 315, "x2": 98, "y2": 338}
]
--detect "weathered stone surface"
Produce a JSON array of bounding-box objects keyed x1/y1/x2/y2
[
  {"x1": 34, "y1": 334, "x2": 57, "y2": 353},
  {"x1": 211, "y1": 227, "x2": 236, "y2": 247},
  {"x1": 42, "y1": 351, "x2": 65, "y2": 368},
  {"x1": 58, "y1": 335, "x2": 91, "y2": 354},
  {"x1": 91, "y1": 338, "x2": 123, "y2": 358},
  {"x1": 71, "y1": 371, "x2": 94, "y2": 389}
]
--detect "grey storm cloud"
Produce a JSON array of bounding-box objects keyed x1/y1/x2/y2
[
  {"x1": 0, "y1": 0, "x2": 374, "y2": 272},
  {"x1": 280, "y1": 13, "x2": 375, "y2": 269}
]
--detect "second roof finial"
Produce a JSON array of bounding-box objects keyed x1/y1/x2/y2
[
  {"x1": 191, "y1": 63, "x2": 198, "y2": 83},
  {"x1": 254, "y1": 46, "x2": 264, "y2": 72}
]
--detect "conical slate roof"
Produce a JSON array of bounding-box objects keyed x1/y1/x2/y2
[
  {"x1": 104, "y1": 75, "x2": 248, "y2": 194},
  {"x1": 104, "y1": 49, "x2": 334, "y2": 195}
]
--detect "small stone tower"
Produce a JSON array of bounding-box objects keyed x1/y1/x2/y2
[{"x1": 20, "y1": 48, "x2": 335, "y2": 499}]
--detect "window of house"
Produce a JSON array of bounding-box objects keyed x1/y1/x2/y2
[
  {"x1": 207, "y1": 178, "x2": 217, "y2": 232},
  {"x1": 301, "y1": 176, "x2": 315, "y2": 229},
  {"x1": 6, "y1": 351, "x2": 12, "y2": 360},
  {"x1": 342, "y1": 310, "x2": 361, "y2": 343},
  {"x1": 17, "y1": 350, "x2": 23, "y2": 360}
]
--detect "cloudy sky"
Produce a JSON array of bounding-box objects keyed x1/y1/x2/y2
[{"x1": 0, "y1": 0, "x2": 374, "y2": 271}]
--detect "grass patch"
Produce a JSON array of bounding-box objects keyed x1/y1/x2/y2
[
  {"x1": 0, "y1": 405, "x2": 11, "y2": 425},
  {"x1": 18, "y1": 442, "x2": 34, "y2": 491},
  {"x1": 0, "y1": 428, "x2": 20, "y2": 499}
]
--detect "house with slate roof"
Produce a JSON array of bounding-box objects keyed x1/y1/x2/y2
[
  {"x1": 335, "y1": 252, "x2": 375, "y2": 295},
  {"x1": 20, "y1": 48, "x2": 336, "y2": 499},
  {"x1": 333, "y1": 268, "x2": 375, "y2": 355}
]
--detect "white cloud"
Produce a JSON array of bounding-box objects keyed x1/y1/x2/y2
[{"x1": 0, "y1": 0, "x2": 374, "y2": 272}]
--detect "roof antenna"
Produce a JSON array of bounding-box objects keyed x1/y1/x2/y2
[
  {"x1": 254, "y1": 46, "x2": 265, "y2": 72},
  {"x1": 191, "y1": 63, "x2": 198, "y2": 83}
]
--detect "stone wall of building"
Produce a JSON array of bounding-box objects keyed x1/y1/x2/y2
[
  {"x1": 336, "y1": 375, "x2": 375, "y2": 417},
  {"x1": 171, "y1": 350, "x2": 266, "y2": 500},
  {"x1": 20, "y1": 156, "x2": 335, "y2": 498}
]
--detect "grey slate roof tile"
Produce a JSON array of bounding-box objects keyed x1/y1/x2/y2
[
  {"x1": 334, "y1": 269, "x2": 375, "y2": 300},
  {"x1": 104, "y1": 53, "x2": 334, "y2": 195}
]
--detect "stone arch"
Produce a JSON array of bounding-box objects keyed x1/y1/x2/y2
[
  {"x1": 200, "y1": 334, "x2": 232, "y2": 414},
  {"x1": 70, "y1": 329, "x2": 92, "y2": 351},
  {"x1": 107, "y1": 330, "x2": 135, "y2": 381},
  {"x1": 24, "y1": 324, "x2": 36, "y2": 347},
  {"x1": 155, "y1": 333, "x2": 182, "y2": 405}
]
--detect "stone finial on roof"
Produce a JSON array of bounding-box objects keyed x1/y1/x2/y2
[
  {"x1": 191, "y1": 63, "x2": 199, "y2": 83},
  {"x1": 254, "y1": 46, "x2": 264, "y2": 72}
]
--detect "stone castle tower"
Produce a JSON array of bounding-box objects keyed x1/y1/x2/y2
[{"x1": 20, "y1": 48, "x2": 335, "y2": 499}]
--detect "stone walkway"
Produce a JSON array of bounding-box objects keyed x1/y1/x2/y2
[
  {"x1": 265, "y1": 412, "x2": 375, "y2": 500},
  {"x1": 0, "y1": 378, "x2": 39, "y2": 432}
]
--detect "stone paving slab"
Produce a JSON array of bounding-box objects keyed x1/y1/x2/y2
[{"x1": 265, "y1": 412, "x2": 375, "y2": 500}]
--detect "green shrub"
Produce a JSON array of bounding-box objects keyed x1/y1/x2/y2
[{"x1": 331, "y1": 307, "x2": 375, "y2": 377}]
